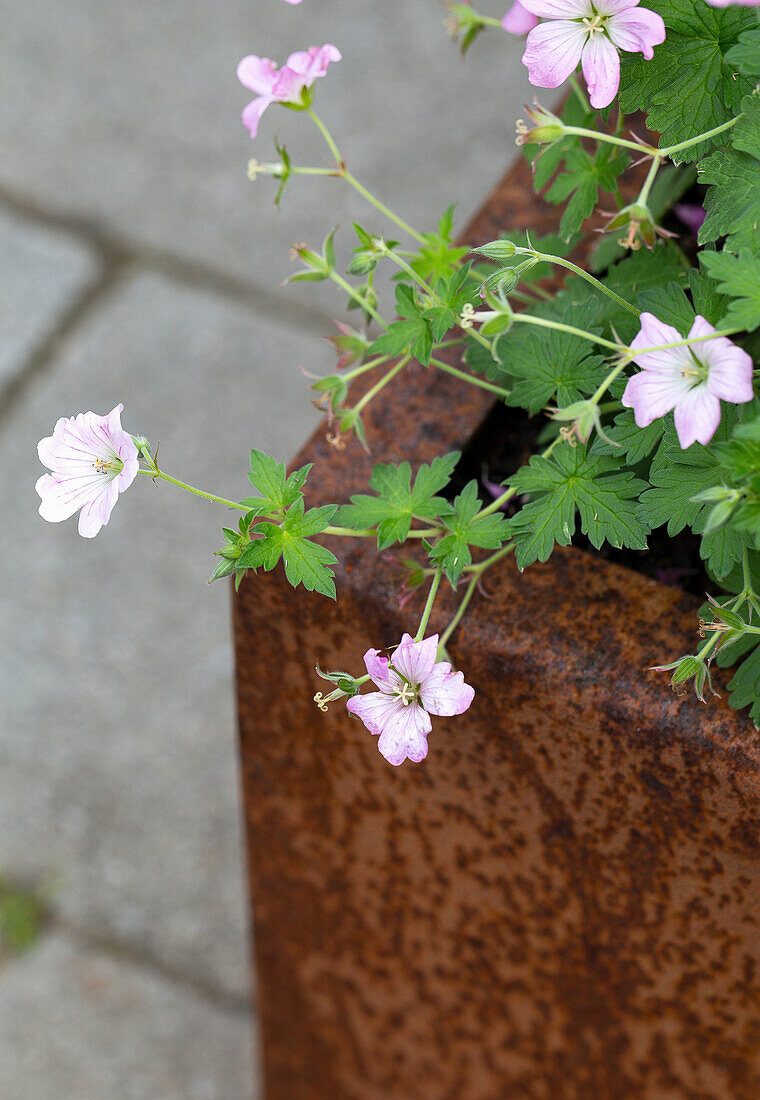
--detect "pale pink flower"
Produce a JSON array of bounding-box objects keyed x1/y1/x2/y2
[
  {"x1": 520, "y1": 0, "x2": 665, "y2": 109},
  {"x1": 621, "y1": 313, "x2": 754, "y2": 449},
  {"x1": 36, "y1": 404, "x2": 140, "y2": 538},
  {"x1": 347, "y1": 633, "x2": 475, "y2": 766},
  {"x1": 281, "y1": 0, "x2": 304, "y2": 4},
  {"x1": 237, "y1": 45, "x2": 341, "y2": 138},
  {"x1": 502, "y1": 2, "x2": 539, "y2": 34}
]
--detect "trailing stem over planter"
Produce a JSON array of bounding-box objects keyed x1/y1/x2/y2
[{"x1": 37, "y1": 0, "x2": 760, "y2": 759}]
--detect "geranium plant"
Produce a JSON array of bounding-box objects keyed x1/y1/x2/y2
[{"x1": 37, "y1": 0, "x2": 760, "y2": 763}]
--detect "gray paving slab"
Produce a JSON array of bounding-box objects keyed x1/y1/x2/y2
[
  {"x1": 0, "y1": 206, "x2": 100, "y2": 393},
  {"x1": 0, "y1": 268, "x2": 324, "y2": 1003},
  {"x1": 0, "y1": 931, "x2": 255, "y2": 1100},
  {"x1": 0, "y1": 0, "x2": 532, "y2": 311}
]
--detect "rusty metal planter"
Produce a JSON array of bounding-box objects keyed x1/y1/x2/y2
[{"x1": 234, "y1": 154, "x2": 760, "y2": 1100}]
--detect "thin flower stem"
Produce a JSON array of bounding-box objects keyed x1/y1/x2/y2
[
  {"x1": 428, "y1": 356, "x2": 511, "y2": 399},
  {"x1": 568, "y1": 74, "x2": 591, "y2": 114},
  {"x1": 438, "y1": 572, "x2": 479, "y2": 651},
  {"x1": 307, "y1": 109, "x2": 425, "y2": 243},
  {"x1": 339, "y1": 354, "x2": 389, "y2": 383},
  {"x1": 512, "y1": 312, "x2": 621, "y2": 351},
  {"x1": 382, "y1": 247, "x2": 440, "y2": 298},
  {"x1": 562, "y1": 125, "x2": 657, "y2": 156},
  {"x1": 142, "y1": 468, "x2": 247, "y2": 510},
  {"x1": 637, "y1": 155, "x2": 661, "y2": 207},
  {"x1": 323, "y1": 525, "x2": 440, "y2": 539},
  {"x1": 633, "y1": 328, "x2": 743, "y2": 356},
  {"x1": 352, "y1": 356, "x2": 409, "y2": 415},
  {"x1": 415, "y1": 567, "x2": 443, "y2": 641},
  {"x1": 658, "y1": 116, "x2": 740, "y2": 158},
  {"x1": 343, "y1": 171, "x2": 425, "y2": 244},
  {"x1": 523, "y1": 250, "x2": 639, "y2": 315},
  {"x1": 590, "y1": 361, "x2": 627, "y2": 405},
  {"x1": 328, "y1": 270, "x2": 387, "y2": 329}
]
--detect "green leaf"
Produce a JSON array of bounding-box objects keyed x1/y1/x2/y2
[
  {"x1": 504, "y1": 329, "x2": 607, "y2": 415},
  {"x1": 507, "y1": 444, "x2": 649, "y2": 570},
  {"x1": 592, "y1": 409, "x2": 665, "y2": 465},
  {"x1": 699, "y1": 92, "x2": 760, "y2": 252},
  {"x1": 699, "y1": 249, "x2": 760, "y2": 332},
  {"x1": 428, "y1": 480, "x2": 510, "y2": 585},
  {"x1": 724, "y1": 26, "x2": 760, "y2": 79},
  {"x1": 724, "y1": 643, "x2": 760, "y2": 726},
  {"x1": 546, "y1": 145, "x2": 630, "y2": 240},
  {"x1": 618, "y1": 0, "x2": 756, "y2": 162},
  {"x1": 337, "y1": 453, "x2": 459, "y2": 550},
  {"x1": 240, "y1": 499, "x2": 338, "y2": 599},
  {"x1": 245, "y1": 451, "x2": 312, "y2": 516}
]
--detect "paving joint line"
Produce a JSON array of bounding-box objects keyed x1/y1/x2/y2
[
  {"x1": 0, "y1": 254, "x2": 130, "y2": 429},
  {"x1": 53, "y1": 913, "x2": 253, "y2": 1019},
  {"x1": 0, "y1": 182, "x2": 333, "y2": 335}
]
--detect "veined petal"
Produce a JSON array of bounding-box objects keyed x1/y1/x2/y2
[
  {"x1": 376, "y1": 702, "x2": 432, "y2": 767},
  {"x1": 673, "y1": 386, "x2": 722, "y2": 449},
  {"x1": 77, "y1": 479, "x2": 120, "y2": 538},
  {"x1": 362, "y1": 648, "x2": 396, "y2": 692},
  {"x1": 420, "y1": 662, "x2": 475, "y2": 717},
  {"x1": 522, "y1": 21, "x2": 588, "y2": 89},
  {"x1": 347, "y1": 690, "x2": 403, "y2": 736},
  {"x1": 581, "y1": 33, "x2": 620, "y2": 109},
  {"x1": 595, "y1": 0, "x2": 641, "y2": 14},
  {"x1": 622, "y1": 370, "x2": 690, "y2": 426},
  {"x1": 690, "y1": 317, "x2": 755, "y2": 405},
  {"x1": 607, "y1": 6, "x2": 665, "y2": 58},
  {"x1": 520, "y1": 0, "x2": 590, "y2": 16},
  {"x1": 391, "y1": 633, "x2": 439, "y2": 686},
  {"x1": 502, "y1": 1, "x2": 540, "y2": 34},
  {"x1": 236, "y1": 56, "x2": 279, "y2": 95},
  {"x1": 630, "y1": 312, "x2": 690, "y2": 375}
]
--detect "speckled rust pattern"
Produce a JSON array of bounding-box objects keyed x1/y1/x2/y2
[{"x1": 234, "y1": 148, "x2": 760, "y2": 1099}]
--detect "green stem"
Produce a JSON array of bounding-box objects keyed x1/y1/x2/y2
[
  {"x1": 476, "y1": 435, "x2": 563, "y2": 520},
  {"x1": 141, "y1": 468, "x2": 247, "y2": 510},
  {"x1": 523, "y1": 250, "x2": 639, "y2": 315},
  {"x1": 659, "y1": 116, "x2": 740, "y2": 158},
  {"x1": 328, "y1": 270, "x2": 387, "y2": 329},
  {"x1": 339, "y1": 354, "x2": 389, "y2": 383},
  {"x1": 382, "y1": 247, "x2": 440, "y2": 298},
  {"x1": 512, "y1": 312, "x2": 621, "y2": 351},
  {"x1": 429, "y1": 356, "x2": 511, "y2": 399},
  {"x1": 323, "y1": 524, "x2": 439, "y2": 539},
  {"x1": 637, "y1": 156, "x2": 661, "y2": 207},
  {"x1": 352, "y1": 356, "x2": 409, "y2": 415},
  {"x1": 307, "y1": 108, "x2": 425, "y2": 243},
  {"x1": 568, "y1": 74, "x2": 591, "y2": 114},
  {"x1": 415, "y1": 567, "x2": 443, "y2": 641},
  {"x1": 438, "y1": 546, "x2": 517, "y2": 653},
  {"x1": 562, "y1": 125, "x2": 656, "y2": 156}
]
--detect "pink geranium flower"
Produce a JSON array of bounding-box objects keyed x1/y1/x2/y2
[
  {"x1": 502, "y1": 2, "x2": 539, "y2": 34},
  {"x1": 347, "y1": 633, "x2": 475, "y2": 766},
  {"x1": 237, "y1": 45, "x2": 341, "y2": 138},
  {"x1": 36, "y1": 404, "x2": 140, "y2": 538},
  {"x1": 520, "y1": 0, "x2": 665, "y2": 109},
  {"x1": 622, "y1": 313, "x2": 754, "y2": 449}
]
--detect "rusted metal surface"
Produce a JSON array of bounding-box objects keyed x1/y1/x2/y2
[{"x1": 234, "y1": 149, "x2": 760, "y2": 1099}]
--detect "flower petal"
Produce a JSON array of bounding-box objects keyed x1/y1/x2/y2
[
  {"x1": 77, "y1": 479, "x2": 120, "y2": 538},
  {"x1": 502, "y1": 1, "x2": 540, "y2": 34},
  {"x1": 419, "y1": 662, "x2": 475, "y2": 717},
  {"x1": 241, "y1": 96, "x2": 271, "y2": 138},
  {"x1": 347, "y1": 690, "x2": 403, "y2": 736},
  {"x1": 621, "y1": 369, "x2": 690, "y2": 426},
  {"x1": 391, "y1": 633, "x2": 439, "y2": 686},
  {"x1": 236, "y1": 56, "x2": 278, "y2": 95},
  {"x1": 581, "y1": 32, "x2": 620, "y2": 109},
  {"x1": 689, "y1": 317, "x2": 755, "y2": 405},
  {"x1": 607, "y1": 6, "x2": 665, "y2": 58},
  {"x1": 520, "y1": 0, "x2": 589, "y2": 15},
  {"x1": 362, "y1": 648, "x2": 396, "y2": 692},
  {"x1": 522, "y1": 21, "x2": 588, "y2": 89},
  {"x1": 376, "y1": 703, "x2": 432, "y2": 767},
  {"x1": 673, "y1": 386, "x2": 722, "y2": 449},
  {"x1": 630, "y1": 312, "x2": 689, "y2": 374}
]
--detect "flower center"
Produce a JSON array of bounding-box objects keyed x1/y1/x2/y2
[
  {"x1": 581, "y1": 12, "x2": 607, "y2": 36},
  {"x1": 395, "y1": 681, "x2": 417, "y2": 707},
  {"x1": 92, "y1": 456, "x2": 122, "y2": 475},
  {"x1": 680, "y1": 354, "x2": 710, "y2": 387}
]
